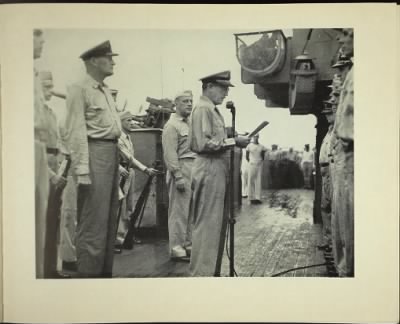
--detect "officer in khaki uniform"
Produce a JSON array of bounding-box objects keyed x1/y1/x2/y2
[
  {"x1": 39, "y1": 71, "x2": 68, "y2": 278},
  {"x1": 188, "y1": 71, "x2": 250, "y2": 276},
  {"x1": 34, "y1": 29, "x2": 49, "y2": 278},
  {"x1": 331, "y1": 28, "x2": 354, "y2": 277},
  {"x1": 63, "y1": 40, "x2": 122, "y2": 278},
  {"x1": 115, "y1": 110, "x2": 158, "y2": 250},
  {"x1": 318, "y1": 99, "x2": 336, "y2": 251},
  {"x1": 162, "y1": 90, "x2": 196, "y2": 261}
]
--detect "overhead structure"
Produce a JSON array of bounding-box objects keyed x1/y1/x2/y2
[{"x1": 235, "y1": 28, "x2": 342, "y2": 115}]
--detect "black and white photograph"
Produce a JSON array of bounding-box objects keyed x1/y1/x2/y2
[
  {"x1": 33, "y1": 27, "x2": 354, "y2": 279},
  {"x1": 1, "y1": 3, "x2": 398, "y2": 323}
]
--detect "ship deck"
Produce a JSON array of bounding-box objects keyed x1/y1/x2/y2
[{"x1": 113, "y1": 189, "x2": 328, "y2": 278}]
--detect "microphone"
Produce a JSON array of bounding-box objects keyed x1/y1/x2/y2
[{"x1": 226, "y1": 101, "x2": 235, "y2": 110}]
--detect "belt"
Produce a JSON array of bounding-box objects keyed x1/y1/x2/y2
[
  {"x1": 46, "y1": 147, "x2": 59, "y2": 155},
  {"x1": 196, "y1": 151, "x2": 228, "y2": 159},
  {"x1": 320, "y1": 162, "x2": 329, "y2": 167},
  {"x1": 88, "y1": 137, "x2": 118, "y2": 143}
]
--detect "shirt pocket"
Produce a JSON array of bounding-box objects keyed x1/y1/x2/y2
[
  {"x1": 85, "y1": 105, "x2": 103, "y2": 119},
  {"x1": 86, "y1": 104, "x2": 114, "y2": 129},
  {"x1": 179, "y1": 127, "x2": 189, "y2": 137}
]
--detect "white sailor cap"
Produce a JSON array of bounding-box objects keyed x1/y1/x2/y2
[{"x1": 174, "y1": 90, "x2": 193, "y2": 101}]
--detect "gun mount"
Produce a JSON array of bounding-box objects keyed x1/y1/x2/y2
[{"x1": 235, "y1": 28, "x2": 342, "y2": 115}]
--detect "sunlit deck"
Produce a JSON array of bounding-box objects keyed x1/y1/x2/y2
[{"x1": 113, "y1": 189, "x2": 328, "y2": 278}]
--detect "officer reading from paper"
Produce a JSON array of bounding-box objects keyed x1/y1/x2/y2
[
  {"x1": 188, "y1": 71, "x2": 250, "y2": 276},
  {"x1": 64, "y1": 40, "x2": 121, "y2": 278}
]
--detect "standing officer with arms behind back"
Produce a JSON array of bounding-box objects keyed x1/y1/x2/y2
[
  {"x1": 188, "y1": 71, "x2": 250, "y2": 276},
  {"x1": 64, "y1": 40, "x2": 121, "y2": 278},
  {"x1": 162, "y1": 90, "x2": 196, "y2": 262},
  {"x1": 246, "y1": 133, "x2": 266, "y2": 204}
]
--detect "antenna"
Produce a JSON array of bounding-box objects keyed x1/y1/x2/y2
[
  {"x1": 182, "y1": 54, "x2": 185, "y2": 90},
  {"x1": 160, "y1": 55, "x2": 164, "y2": 98},
  {"x1": 182, "y1": 67, "x2": 185, "y2": 90}
]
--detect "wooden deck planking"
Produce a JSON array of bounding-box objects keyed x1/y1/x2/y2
[{"x1": 113, "y1": 189, "x2": 328, "y2": 278}]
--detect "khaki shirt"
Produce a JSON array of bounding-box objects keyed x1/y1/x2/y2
[
  {"x1": 34, "y1": 68, "x2": 58, "y2": 178},
  {"x1": 34, "y1": 68, "x2": 48, "y2": 143},
  {"x1": 162, "y1": 114, "x2": 196, "y2": 179},
  {"x1": 188, "y1": 95, "x2": 227, "y2": 155},
  {"x1": 119, "y1": 132, "x2": 134, "y2": 166},
  {"x1": 118, "y1": 132, "x2": 147, "y2": 172},
  {"x1": 44, "y1": 104, "x2": 59, "y2": 150},
  {"x1": 334, "y1": 67, "x2": 354, "y2": 145},
  {"x1": 320, "y1": 125, "x2": 333, "y2": 165},
  {"x1": 64, "y1": 74, "x2": 121, "y2": 176}
]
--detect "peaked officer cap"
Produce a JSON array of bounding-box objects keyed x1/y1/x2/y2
[
  {"x1": 200, "y1": 70, "x2": 235, "y2": 87},
  {"x1": 80, "y1": 40, "x2": 119, "y2": 60}
]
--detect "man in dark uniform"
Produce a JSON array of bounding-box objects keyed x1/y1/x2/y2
[
  {"x1": 268, "y1": 144, "x2": 279, "y2": 188},
  {"x1": 63, "y1": 40, "x2": 121, "y2": 278},
  {"x1": 188, "y1": 71, "x2": 250, "y2": 276}
]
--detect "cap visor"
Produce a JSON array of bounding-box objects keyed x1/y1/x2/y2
[{"x1": 215, "y1": 80, "x2": 235, "y2": 87}]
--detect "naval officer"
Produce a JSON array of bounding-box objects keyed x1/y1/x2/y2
[
  {"x1": 162, "y1": 90, "x2": 196, "y2": 261},
  {"x1": 63, "y1": 40, "x2": 121, "y2": 278},
  {"x1": 188, "y1": 71, "x2": 250, "y2": 276}
]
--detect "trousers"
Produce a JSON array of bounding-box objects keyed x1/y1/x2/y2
[
  {"x1": 241, "y1": 166, "x2": 249, "y2": 197},
  {"x1": 59, "y1": 175, "x2": 77, "y2": 263},
  {"x1": 35, "y1": 140, "x2": 49, "y2": 278},
  {"x1": 320, "y1": 165, "x2": 332, "y2": 246},
  {"x1": 302, "y1": 161, "x2": 313, "y2": 188},
  {"x1": 248, "y1": 161, "x2": 263, "y2": 200},
  {"x1": 76, "y1": 141, "x2": 119, "y2": 277},
  {"x1": 331, "y1": 141, "x2": 354, "y2": 277},
  {"x1": 189, "y1": 155, "x2": 229, "y2": 276},
  {"x1": 115, "y1": 169, "x2": 135, "y2": 246},
  {"x1": 166, "y1": 158, "x2": 194, "y2": 253}
]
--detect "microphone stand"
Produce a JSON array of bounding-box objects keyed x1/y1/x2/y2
[{"x1": 226, "y1": 101, "x2": 236, "y2": 277}]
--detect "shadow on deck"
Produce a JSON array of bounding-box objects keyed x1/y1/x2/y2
[{"x1": 113, "y1": 189, "x2": 328, "y2": 278}]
